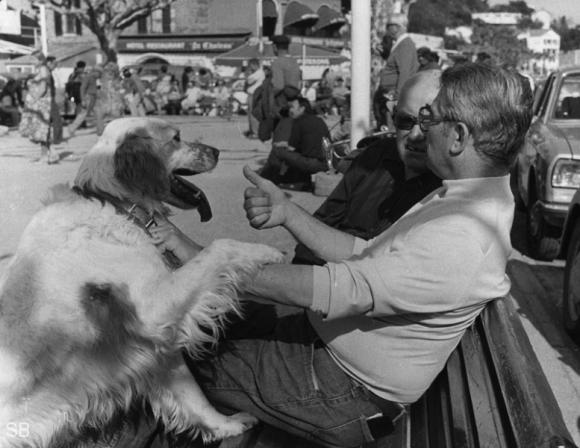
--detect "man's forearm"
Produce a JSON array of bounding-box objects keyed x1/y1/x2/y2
[
  {"x1": 284, "y1": 202, "x2": 355, "y2": 262},
  {"x1": 247, "y1": 264, "x2": 315, "y2": 308}
]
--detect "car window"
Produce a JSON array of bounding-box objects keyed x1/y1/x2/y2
[
  {"x1": 554, "y1": 73, "x2": 580, "y2": 119},
  {"x1": 534, "y1": 75, "x2": 553, "y2": 117}
]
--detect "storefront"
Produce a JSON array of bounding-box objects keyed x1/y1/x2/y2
[{"x1": 117, "y1": 32, "x2": 251, "y2": 73}]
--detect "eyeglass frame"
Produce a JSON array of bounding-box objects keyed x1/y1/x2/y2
[
  {"x1": 417, "y1": 104, "x2": 450, "y2": 132},
  {"x1": 392, "y1": 104, "x2": 449, "y2": 132}
]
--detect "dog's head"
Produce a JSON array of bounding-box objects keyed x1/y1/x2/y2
[{"x1": 74, "y1": 117, "x2": 218, "y2": 214}]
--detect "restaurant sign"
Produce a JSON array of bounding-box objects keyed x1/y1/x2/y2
[{"x1": 118, "y1": 37, "x2": 245, "y2": 54}]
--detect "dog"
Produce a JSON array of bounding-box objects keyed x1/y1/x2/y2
[{"x1": 0, "y1": 117, "x2": 283, "y2": 447}]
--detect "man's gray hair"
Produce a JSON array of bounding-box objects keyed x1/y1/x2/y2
[{"x1": 436, "y1": 62, "x2": 533, "y2": 168}]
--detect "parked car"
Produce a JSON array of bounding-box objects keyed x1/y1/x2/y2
[
  {"x1": 559, "y1": 188, "x2": 580, "y2": 342},
  {"x1": 514, "y1": 65, "x2": 580, "y2": 260}
]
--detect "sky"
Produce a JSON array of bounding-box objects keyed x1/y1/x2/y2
[{"x1": 488, "y1": 0, "x2": 580, "y2": 25}]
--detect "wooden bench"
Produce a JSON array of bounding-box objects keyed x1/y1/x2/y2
[{"x1": 207, "y1": 296, "x2": 577, "y2": 448}]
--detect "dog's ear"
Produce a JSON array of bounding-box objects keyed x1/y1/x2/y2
[{"x1": 114, "y1": 131, "x2": 170, "y2": 199}]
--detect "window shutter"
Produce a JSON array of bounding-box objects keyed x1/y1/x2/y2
[
  {"x1": 54, "y1": 11, "x2": 62, "y2": 36},
  {"x1": 162, "y1": 6, "x2": 171, "y2": 33},
  {"x1": 137, "y1": 16, "x2": 147, "y2": 34},
  {"x1": 75, "y1": 17, "x2": 82, "y2": 35}
]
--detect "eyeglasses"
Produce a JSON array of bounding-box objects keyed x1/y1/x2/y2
[
  {"x1": 392, "y1": 110, "x2": 421, "y2": 131},
  {"x1": 417, "y1": 104, "x2": 448, "y2": 132}
]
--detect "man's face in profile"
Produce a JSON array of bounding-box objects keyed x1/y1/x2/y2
[
  {"x1": 395, "y1": 73, "x2": 441, "y2": 175},
  {"x1": 288, "y1": 100, "x2": 304, "y2": 119}
]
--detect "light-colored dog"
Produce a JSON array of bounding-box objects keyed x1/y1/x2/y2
[{"x1": 0, "y1": 117, "x2": 282, "y2": 447}]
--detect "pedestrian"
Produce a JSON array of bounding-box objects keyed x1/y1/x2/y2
[
  {"x1": 67, "y1": 65, "x2": 105, "y2": 138},
  {"x1": 181, "y1": 66, "x2": 194, "y2": 93},
  {"x1": 45, "y1": 55, "x2": 64, "y2": 145},
  {"x1": 19, "y1": 53, "x2": 59, "y2": 164},
  {"x1": 121, "y1": 68, "x2": 146, "y2": 117},
  {"x1": 378, "y1": 13, "x2": 418, "y2": 128},
  {"x1": 181, "y1": 80, "x2": 201, "y2": 114},
  {"x1": 65, "y1": 60, "x2": 86, "y2": 118},
  {"x1": 244, "y1": 58, "x2": 265, "y2": 138},
  {"x1": 156, "y1": 62, "x2": 534, "y2": 447},
  {"x1": 0, "y1": 78, "x2": 24, "y2": 127},
  {"x1": 270, "y1": 34, "x2": 301, "y2": 124},
  {"x1": 155, "y1": 64, "x2": 173, "y2": 110}
]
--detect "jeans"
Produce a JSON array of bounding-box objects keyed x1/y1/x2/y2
[{"x1": 187, "y1": 303, "x2": 387, "y2": 447}]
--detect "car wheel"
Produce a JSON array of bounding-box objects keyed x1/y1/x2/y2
[
  {"x1": 526, "y1": 200, "x2": 560, "y2": 260},
  {"x1": 563, "y1": 221, "x2": 580, "y2": 342}
]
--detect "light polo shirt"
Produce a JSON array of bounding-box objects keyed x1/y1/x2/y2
[{"x1": 309, "y1": 175, "x2": 514, "y2": 403}]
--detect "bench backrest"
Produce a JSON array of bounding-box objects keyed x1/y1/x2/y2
[{"x1": 408, "y1": 296, "x2": 575, "y2": 448}]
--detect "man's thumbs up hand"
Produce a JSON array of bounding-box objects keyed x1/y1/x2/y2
[{"x1": 243, "y1": 165, "x2": 289, "y2": 229}]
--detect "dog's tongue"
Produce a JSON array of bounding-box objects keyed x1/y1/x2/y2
[{"x1": 168, "y1": 175, "x2": 212, "y2": 221}]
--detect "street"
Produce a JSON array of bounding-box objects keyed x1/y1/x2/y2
[{"x1": 0, "y1": 115, "x2": 579, "y2": 445}]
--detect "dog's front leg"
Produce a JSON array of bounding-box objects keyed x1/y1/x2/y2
[
  {"x1": 141, "y1": 239, "x2": 283, "y2": 331},
  {"x1": 149, "y1": 362, "x2": 258, "y2": 444}
]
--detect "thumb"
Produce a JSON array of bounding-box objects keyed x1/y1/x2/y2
[{"x1": 243, "y1": 165, "x2": 268, "y2": 188}]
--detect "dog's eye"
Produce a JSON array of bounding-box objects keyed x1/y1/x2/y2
[{"x1": 173, "y1": 134, "x2": 181, "y2": 142}]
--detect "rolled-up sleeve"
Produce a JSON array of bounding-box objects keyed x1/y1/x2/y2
[{"x1": 312, "y1": 221, "x2": 488, "y2": 321}]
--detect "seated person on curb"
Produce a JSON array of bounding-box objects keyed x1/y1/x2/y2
[
  {"x1": 152, "y1": 63, "x2": 534, "y2": 448},
  {"x1": 294, "y1": 70, "x2": 442, "y2": 266},
  {"x1": 259, "y1": 96, "x2": 330, "y2": 191}
]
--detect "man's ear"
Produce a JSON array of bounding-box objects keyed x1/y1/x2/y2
[{"x1": 449, "y1": 122, "x2": 470, "y2": 157}]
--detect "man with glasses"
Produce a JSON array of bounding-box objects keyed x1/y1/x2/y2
[
  {"x1": 158, "y1": 63, "x2": 533, "y2": 447},
  {"x1": 293, "y1": 69, "x2": 441, "y2": 265}
]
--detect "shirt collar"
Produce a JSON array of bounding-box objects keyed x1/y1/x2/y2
[
  {"x1": 440, "y1": 175, "x2": 511, "y2": 199},
  {"x1": 390, "y1": 33, "x2": 409, "y2": 52}
]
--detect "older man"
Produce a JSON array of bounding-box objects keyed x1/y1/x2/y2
[{"x1": 168, "y1": 63, "x2": 533, "y2": 447}]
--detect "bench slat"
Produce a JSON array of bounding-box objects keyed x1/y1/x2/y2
[
  {"x1": 445, "y1": 347, "x2": 478, "y2": 448},
  {"x1": 461, "y1": 320, "x2": 512, "y2": 447},
  {"x1": 483, "y1": 297, "x2": 574, "y2": 447}
]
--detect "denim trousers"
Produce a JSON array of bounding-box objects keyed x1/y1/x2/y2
[{"x1": 186, "y1": 302, "x2": 387, "y2": 448}]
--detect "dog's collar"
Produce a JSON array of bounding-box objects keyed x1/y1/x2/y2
[
  {"x1": 72, "y1": 186, "x2": 158, "y2": 232},
  {"x1": 72, "y1": 186, "x2": 183, "y2": 270}
]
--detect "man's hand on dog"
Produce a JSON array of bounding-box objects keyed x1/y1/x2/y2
[{"x1": 243, "y1": 165, "x2": 293, "y2": 230}]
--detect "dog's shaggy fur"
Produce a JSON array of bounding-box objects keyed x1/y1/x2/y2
[{"x1": 0, "y1": 117, "x2": 282, "y2": 447}]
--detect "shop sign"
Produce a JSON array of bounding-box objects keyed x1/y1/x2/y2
[{"x1": 119, "y1": 37, "x2": 244, "y2": 53}]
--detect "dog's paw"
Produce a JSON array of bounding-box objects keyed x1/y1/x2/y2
[
  {"x1": 207, "y1": 239, "x2": 284, "y2": 266},
  {"x1": 202, "y1": 412, "x2": 259, "y2": 442}
]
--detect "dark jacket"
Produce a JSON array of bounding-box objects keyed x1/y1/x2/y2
[{"x1": 292, "y1": 137, "x2": 441, "y2": 265}]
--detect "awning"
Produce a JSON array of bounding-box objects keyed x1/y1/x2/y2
[
  {"x1": 313, "y1": 5, "x2": 346, "y2": 32},
  {"x1": 214, "y1": 41, "x2": 348, "y2": 68},
  {"x1": 284, "y1": 1, "x2": 318, "y2": 28},
  {"x1": 263, "y1": 0, "x2": 277, "y2": 18},
  {"x1": 0, "y1": 39, "x2": 34, "y2": 55}
]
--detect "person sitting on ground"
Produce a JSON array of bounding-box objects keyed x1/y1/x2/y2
[
  {"x1": 153, "y1": 62, "x2": 533, "y2": 447},
  {"x1": 293, "y1": 70, "x2": 442, "y2": 266},
  {"x1": 259, "y1": 96, "x2": 330, "y2": 191},
  {"x1": 165, "y1": 78, "x2": 183, "y2": 115},
  {"x1": 181, "y1": 80, "x2": 202, "y2": 114},
  {"x1": 330, "y1": 76, "x2": 349, "y2": 115},
  {"x1": 417, "y1": 47, "x2": 440, "y2": 71}
]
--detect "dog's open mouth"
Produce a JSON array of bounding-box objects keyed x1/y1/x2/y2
[{"x1": 167, "y1": 175, "x2": 212, "y2": 221}]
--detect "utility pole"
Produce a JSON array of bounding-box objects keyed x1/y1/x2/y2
[
  {"x1": 38, "y1": 3, "x2": 48, "y2": 55},
  {"x1": 350, "y1": 0, "x2": 371, "y2": 149},
  {"x1": 275, "y1": 0, "x2": 288, "y2": 35}
]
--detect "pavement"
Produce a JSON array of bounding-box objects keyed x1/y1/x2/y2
[{"x1": 0, "y1": 115, "x2": 579, "y2": 445}]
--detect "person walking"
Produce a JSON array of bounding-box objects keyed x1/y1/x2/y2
[
  {"x1": 67, "y1": 66, "x2": 104, "y2": 138},
  {"x1": 378, "y1": 13, "x2": 418, "y2": 128},
  {"x1": 244, "y1": 58, "x2": 265, "y2": 138},
  {"x1": 19, "y1": 54, "x2": 59, "y2": 164},
  {"x1": 270, "y1": 34, "x2": 301, "y2": 124},
  {"x1": 65, "y1": 60, "x2": 86, "y2": 118}
]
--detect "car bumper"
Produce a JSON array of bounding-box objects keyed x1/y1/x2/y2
[{"x1": 539, "y1": 201, "x2": 570, "y2": 228}]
